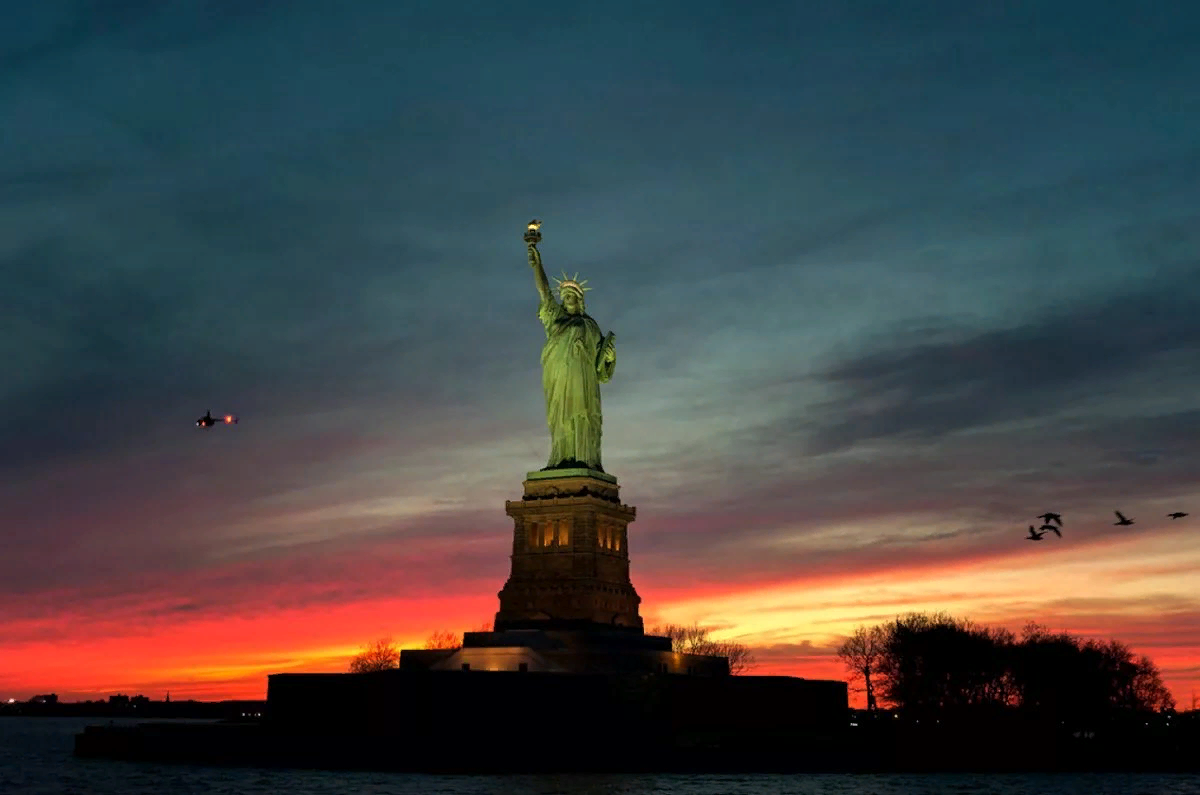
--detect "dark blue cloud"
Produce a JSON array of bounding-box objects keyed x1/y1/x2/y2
[{"x1": 806, "y1": 278, "x2": 1200, "y2": 454}]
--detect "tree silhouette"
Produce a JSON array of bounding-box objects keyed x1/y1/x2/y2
[
  {"x1": 423, "y1": 630, "x2": 462, "y2": 650},
  {"x1": 649, "y1": 622, "x2": 757, "y2": 674},
  {"x1": 1008, "y1": 625, "x2": 1177, "y2": 726},
  {"x1": 720, "y1": 642, "x2": 757, "y2": 675},
  {"x1": 1130, "y1": 654, "x2": 1173, "y2": 713},
  {"x1": 348, "y1": 637, "x2": 400, "y2": 672},
  {"x1": 836, "y1": 625, "x2": 885, "y2": 712},
  {"x1": 863, "y1": 612, "x2": 1174, "y2": 727}
]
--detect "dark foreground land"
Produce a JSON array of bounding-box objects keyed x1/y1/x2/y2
[{"x1": 70, "y1": 670, "x2": 1199, "y2": 774}]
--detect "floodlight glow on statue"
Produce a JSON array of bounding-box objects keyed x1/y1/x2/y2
[{"x1": 525, "y1": 219, "x2": 617, "y2": 472}]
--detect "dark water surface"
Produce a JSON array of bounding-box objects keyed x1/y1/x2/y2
[{"x1": 3, "y1": 718, "x2": 1199, "y2": 795}]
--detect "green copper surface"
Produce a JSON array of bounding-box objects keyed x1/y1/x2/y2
[{"x1": 527, "y1": 236, "x2": 616, "y2": 471}]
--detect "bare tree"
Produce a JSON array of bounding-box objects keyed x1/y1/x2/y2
[
  {"x1": 349, "y1": 637, "x2": 400, "y2": 672},
  {"x1": 423, "y1": 630, "x2": 462, "y2": 650},
  {"x1": 837, "y1": 625, "x2": 885, "y2": 712},
  {"x1": 1131, "y1": 654, "x2": 1174, "y2": 712},
  {"x1": 719, "y1": 641, "x2": 757, "y2": 675},
  {"x1": 650, "y1": 622, "x2": 757, "y2": 674},
  {"x1": 653, "y1": 623, "x2": 704, "y2": 652}
]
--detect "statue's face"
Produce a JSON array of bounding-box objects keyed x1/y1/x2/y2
[{"x1": 562, "y1": 290, "x2": 582, "y2": 314}]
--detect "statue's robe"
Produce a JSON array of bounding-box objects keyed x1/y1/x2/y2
[{"x1": 538, "y1": 297, "x2": 614, "y2": 470}]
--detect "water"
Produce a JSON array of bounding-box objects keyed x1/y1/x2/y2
[{"x1": 3, "y1": 718, "x2": 1199, "y2": 795}]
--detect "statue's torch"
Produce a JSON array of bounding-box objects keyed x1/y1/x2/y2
[{"x1": 524, "y1": 219, "x2": 542, "y2": 245}]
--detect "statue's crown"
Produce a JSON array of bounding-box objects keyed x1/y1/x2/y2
[{"x1": 553, "y1": 271, "x2": 591, "y2": 299}]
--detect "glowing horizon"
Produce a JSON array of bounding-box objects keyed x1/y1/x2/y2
[{"x1": 3, "y1": 515, "x2": 1197, "y2": 707}]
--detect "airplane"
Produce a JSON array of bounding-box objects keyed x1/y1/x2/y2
[
  {"x1": 1039, "y1": 523, "x2": 1062, "y2": 538},
  {"x1": 1037, "y1": 512, "x2": 1063, "y2": 527},
  {"x1": 1168, "y1": 512, "x2": 1189, "y2": 519},
  {"x1": 1113, "y1": 510, "x2": 1134, "y2": 527},
  {"x1": 196, "y1": 410, "x2": 237, "y2": 428},
  {"x1": 1026, "y1": 526, "x2": 1045, "y2": 541}
]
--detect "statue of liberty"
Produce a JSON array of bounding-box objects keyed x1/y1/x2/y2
[{"x1": 524, "y1": 220, "x2": 616, "y2": 472}]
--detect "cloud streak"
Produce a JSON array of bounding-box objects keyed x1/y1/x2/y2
[{"x1": 805, "y1": 280, "x2": 1200, "y2": 454}]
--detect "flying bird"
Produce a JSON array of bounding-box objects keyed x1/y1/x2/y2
[
  {"x1": 1167, "y1": 512, "x2": 1188, "y2": 519},
  {"x1": 1113, "y1": 510, "x2": 1134, "y2": 527},
  {"x1": 196, "y1": 410, "x2": 238, "y2": 428},
  {"x1": 1039, "y1": 524, "x2": 1062, "y2": 538},
  {"x1": 1037, "y1": 512, "x2": 1063, "y2": 527},
  {"x1": 1026, "y1": 526, "x2": 1045, "y2": 541}
]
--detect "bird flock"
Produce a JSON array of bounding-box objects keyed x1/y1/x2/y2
[{"x1": 1025, "y1": 510, "x2": 1188, "y2": 541}]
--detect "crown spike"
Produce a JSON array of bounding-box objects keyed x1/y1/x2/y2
[{"x1": 554, "y1": 269, "x2": 593, "y2": 299}]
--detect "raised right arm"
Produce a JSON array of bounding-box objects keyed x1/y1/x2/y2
[{"x1": 528, "y1": 243, "x2": 553, "y2": 304}]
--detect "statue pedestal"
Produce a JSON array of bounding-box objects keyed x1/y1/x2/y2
[
  {"x1": 494, "y1": 469, "x2": 642, "y2": 632},
  {"x1": 399, "y1": 468, "x2": 729, "y2": 676}
]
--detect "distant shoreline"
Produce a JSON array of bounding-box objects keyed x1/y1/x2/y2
[{"x1": 2, "y1": 701, "x2": 263, "y2": 721}]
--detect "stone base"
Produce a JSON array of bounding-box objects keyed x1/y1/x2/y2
[
  {"x1": 527, "y1": 467, "x2": 616, "y2": 483},
  {"x1": 78, "y1": 670, "x2": 859, "y2": 772},
  {"x1": 399, "y1": 628, "x2": 729, "y2": 677},
  {"x1": 262, "y1": 669, "x2": 851, "y2": 757},
  {"x1": 520, "y1": 469, "x2": 622, "y2": 503},
  {"x1": 497, "y1": 471, "x2": 642, "y2": 632}
]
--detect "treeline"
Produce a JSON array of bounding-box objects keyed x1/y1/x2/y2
[
  {"x1": 349, "y1": 628, "x2": 477, "y2": 672},
  {"x1": 838, "y1": 612, "x2": 1175, "y2": 727},
  {"x1": 649, "y1": 623, "x2": 756, "y2": 674}
]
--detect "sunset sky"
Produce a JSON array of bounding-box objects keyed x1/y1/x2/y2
[{"x1": 2, "y1": 1, "x2": 1198, "y2": 708}]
